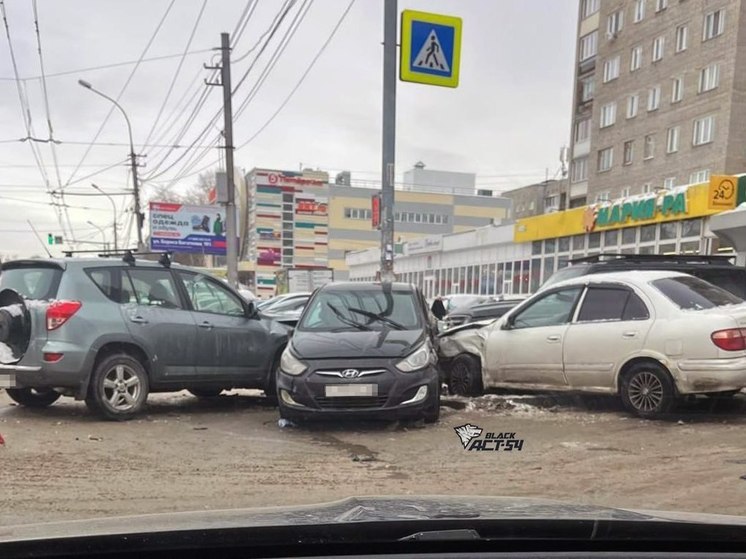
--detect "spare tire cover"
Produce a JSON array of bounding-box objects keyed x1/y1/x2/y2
[{"x1": 0, "y1": 289, "x2": 31, "y2": 364}]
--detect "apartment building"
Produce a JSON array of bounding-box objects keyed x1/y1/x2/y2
[{"x1": 567, "y1": 0, "x2": 746, "y2": 206}]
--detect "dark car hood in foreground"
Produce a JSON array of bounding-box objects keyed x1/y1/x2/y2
[
  {"x1": 291, "y1": 329, "x2": 424, "y2": 359},
  {"x1": 3, "y1": 496, "x2": 746, "y2": 544}
]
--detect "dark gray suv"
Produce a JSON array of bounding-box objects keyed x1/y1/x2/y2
[{"x1": 0, "y1": 255, "x2": 288, "y2": 420}]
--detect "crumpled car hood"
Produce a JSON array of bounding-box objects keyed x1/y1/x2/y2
[
  {"x1": 2, "y1": 495, "x2": 746, "y2": 543},
  {"x1": 438, "y1": 320, "x2": 492, "y2": 360}
]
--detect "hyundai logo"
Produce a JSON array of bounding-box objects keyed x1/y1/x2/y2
[{"x1": 341, "y1": 369, "x2": 360, "y2": 379}]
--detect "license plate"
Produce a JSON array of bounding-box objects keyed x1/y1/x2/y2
[
  {"x1": 0, "y1": 374, "x2": 17, "y2": 388},
  {"x1": 325, "y1": 384, "x2": 377, "y2": 397}
]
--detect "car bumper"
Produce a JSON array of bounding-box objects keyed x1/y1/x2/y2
[
  {"x1": 0, "y1": 340, "x2": 90, "y2": 391},
  {"x1": 674, "y1": 356, "x2": 746, "y2": 393},
  {"x1": 276, "y1": 360, "x2": 439, "y2": 420}
]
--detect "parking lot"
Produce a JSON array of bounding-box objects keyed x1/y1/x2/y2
[{"x1": 2, "y1": 388, "x2": 746, "y2": 525}]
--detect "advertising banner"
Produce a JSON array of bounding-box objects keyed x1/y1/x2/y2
[{"x1": 149, "y1": 202, "x2": 227, "y2": 255}]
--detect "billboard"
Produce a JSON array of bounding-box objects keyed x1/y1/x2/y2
[{"x1": 149, "y1": 202, "x2": 227, "y2": 255}]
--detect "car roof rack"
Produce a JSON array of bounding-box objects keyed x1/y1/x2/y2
[
  {"x1": 569, "y1": 253, "x2": 735, "y2": 265},
  {"x1": 61, "y1": 249, "x2": 172, "y2": 267}
]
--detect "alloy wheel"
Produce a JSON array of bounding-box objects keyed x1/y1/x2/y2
[
  {"x1": 627, "y1": 371, "x2": 664, "y2": 412},
  {"x1": 102, "y1": 364, "x2": 142, "y2": 411}
]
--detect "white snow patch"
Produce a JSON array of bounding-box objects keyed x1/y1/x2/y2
[
  {"x1": 3, "y1": 304, "x2": 24, "y2": 318},
  {"x1": 0, "y1": 342, "x2": 16, "y2": 364}
]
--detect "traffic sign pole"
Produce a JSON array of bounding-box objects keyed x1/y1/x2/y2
[{"x1": 380, "y1": 0, "x2": 397, "y2": 283}]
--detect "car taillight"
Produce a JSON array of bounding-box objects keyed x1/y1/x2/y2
[
  {"x1": 46, "y1": 301, "x2": 82, "y2": 331},
  {"x1": 711, "y1": 328, "x2": 746, "y2": 351}
]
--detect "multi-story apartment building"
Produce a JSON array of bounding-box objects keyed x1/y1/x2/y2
[{"x1": 567, "y1": 0, "x2": 746, "y2": 207}]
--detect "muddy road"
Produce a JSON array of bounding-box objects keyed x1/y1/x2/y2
[{"x1": 1, "y1": 390, "x2": 746, "y2": 525}]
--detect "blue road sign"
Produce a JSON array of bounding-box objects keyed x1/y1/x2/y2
[{"x1": 400, "y1": 10, "x2": 462, "y2": 88}]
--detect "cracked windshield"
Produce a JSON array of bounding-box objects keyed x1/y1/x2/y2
[{"x1": 2, "y1": 0, "x2": 746, "y2": 546}]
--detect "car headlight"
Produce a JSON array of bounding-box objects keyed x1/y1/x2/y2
[
  {"x1": 280, "y1": 346, "x2": 307, "y2": 376},
  {"x1": 396, "y1": 341, "x2": 436, "y2": 372}
]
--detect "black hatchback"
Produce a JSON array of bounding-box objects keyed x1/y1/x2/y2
[{"x1": 275, "y1": 282, "x2": 440, "y2": 423}]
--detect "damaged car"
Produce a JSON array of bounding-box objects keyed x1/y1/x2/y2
[{"x1": 439, "y1": 270, "x2": 746, "y2": 418}]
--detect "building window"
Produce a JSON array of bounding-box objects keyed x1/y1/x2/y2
[
  {"x1": 630, "y1": 46, "x2": 642, "y2": 71},
  {"x1": 664, "y1": 177, "x2": 676, "y2": 189},
  {"x1": 574, "y1": 118, "x2": 591, "y2": 142},
  {"x1": 627, "y1": 94, "x2": 639, "y2": 118},
  {"x1": 698, "y1": 63, "x2": 720, "y2": 93},
  {"x1": 647, "y1": 85, "x2": 661, "y2": 111},
  {"x1": 671, "y1": 76, "x2": 683, "y2": 103},
  {"x1": 623, "y1": 140, "x2": 634, "y2": 165},
  {"x1": 675, "y1": 24, "x2": 688, "y2": 52},
  {"x1": 644, "y1": 134, "x2": 655, "y2": 159},
  {"x1": 620, "y1": 187, "x2": 631, "y2": 198},
  {"x1": 642, "y1": 183, "x2": 652, "y2": 194},
  {"x1": 582, "y1": 0, "x2": 600, "y2": 18},
  {"x1": 690, "y1": 169, "x2": 711, "y2": 183},
  {"x1": 666, "y1": 126, "x2": 680, "y2": 153},
  {"x1": 634, "y1": 0, "x2": 645, "y2": 22},
  {"x1": 345, "y1": 208, "x2": 372, "y2": 220},
  {"x1": 581, "y1": 77, "x2": 594, "y2": 102},
  {"x1": 622, "y1": 227, "x2": 637, "y2": 244},
  {"x1": 607, "y1": 9, "x2": 624, "y2": 35},
  {"x1": 655, "y1": 0, "x2": 668, "y2": 12},
  {"x1": 600, "y1": 102, "x2": 617, "y2": 128},
  {"x1": 603, "y1": 56, "x2": 620, "y2": 82},
  {"x1": 652, "y1": 36, "x2": 665, "y2": 62},
  {"x1": 598, "y1": 147, "x2": 613, "y2": 172},
  {"x1": 693, "y1": 115, "x2": 715, "y2": 145},
  {"x1": 579, "y1": 31, "x2": 598, "y2": 61},
  {"x1": 703, "y1": 9, "x2": 725, "y2": 41},
  {"x1": 595, "y1": 192, "x2": 610, "y2": 203},
  {"x1": 571, "y1": 157, "x2": 588, "y2": 183}
]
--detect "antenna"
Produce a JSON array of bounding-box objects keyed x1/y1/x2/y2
[{"x1": 27, "y1": 220, "x2": 53, "y2": 258}]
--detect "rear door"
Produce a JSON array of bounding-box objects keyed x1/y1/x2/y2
[
  {"x1": 177, "y1": 271, "x2": 269, "y2": 382},
  {"x1": 122, "y1": 267, "x2": 197, "y2": 381},
  {"x1": 563, "y1": 284, "x2": 653, "y2": 391}
]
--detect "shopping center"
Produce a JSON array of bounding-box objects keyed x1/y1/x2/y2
[{"x1": 346, "y1": 175, "x2": 746, "y2": 299}]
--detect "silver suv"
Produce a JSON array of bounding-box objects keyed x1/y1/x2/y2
[{"x1": 0, "y1": 255, "x2": 289, "y2": 420}]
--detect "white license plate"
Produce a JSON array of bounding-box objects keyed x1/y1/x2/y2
[{"x1": 325, "y1": 384, "x2": 378, "y2": 397}]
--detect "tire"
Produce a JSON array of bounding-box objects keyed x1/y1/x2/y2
[
  {"x1": 264, "y1": 355, "x2": 282, "y2": 405},
  {"x1": 448, "y1": 354, "x2": 484, "y2": 397},
  {"x1": 5, "y1": 387, "x2": 60, "y2": 408},
  {"x1": 620, "y1": 362, "x2": 676, "y2": 418},
  {"x1": 422, "y1": 382, "x2": 440, "y2": 424},
  {"x1": 188, "y1": 388, "x2": 223, "y2": 398},
  {"x1": 85, "y1": 353, "x2": 149, "y2": 421}
]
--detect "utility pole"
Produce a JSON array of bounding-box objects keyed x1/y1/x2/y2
[
  {"x1": 206, "y1": 32, "x2": 238, "y2": 288},
  {"x1": 380, "y1": 0, "x2": 397, "y2": 282}
]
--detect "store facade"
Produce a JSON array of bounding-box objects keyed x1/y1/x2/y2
[{"x1": 346, "y1": 176, "x2": 746, "y2": 299}]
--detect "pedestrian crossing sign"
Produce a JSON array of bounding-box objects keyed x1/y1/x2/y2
[{"x1": 400, "y1": 10, "x2": 462, "y2": 88}]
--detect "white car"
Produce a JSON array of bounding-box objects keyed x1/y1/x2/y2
[{"x1": 440, "y1": 270, "x2": 746, "y2": 418}]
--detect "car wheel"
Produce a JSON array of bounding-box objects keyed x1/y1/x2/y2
[
  {"x1": 85, "y1": 353, "x2": 149, "y2": 421},
  {"x1": 264, "y1": 356, "x2": 282, "y2": 405},
  {"x1": 422, "y1": 383, "x2": 440, "y2": 424},
  {"x1": 5, "y1": 388, "x2": 61, "y2": 408},
  {"x1": 448, "y1": 354, "x2": 484, "y2": 397},
  {"x1": 621, "y1": 363, "x2": 675, "y2": 418},
  {"x1": 188, "y1": 388, "x2": 223, "y2": 398}
]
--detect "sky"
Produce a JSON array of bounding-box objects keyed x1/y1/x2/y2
[{"x1": 0, "y1": 0, "x2": 578, "y2": 257}]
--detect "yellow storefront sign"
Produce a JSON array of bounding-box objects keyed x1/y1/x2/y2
[{"x1": 514, "y1": 180, "x2": 736, "y2": 243}]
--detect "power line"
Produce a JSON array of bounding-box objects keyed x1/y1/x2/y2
[
  {"x1": 140, "y1": 0, "x2": 208, "y2": 151},
  {"x1": 168, "y1": 0, "x2": 357, "y2": 185},
  {"x1": 65, "y1": 0, "x2": 176, "y2": 187}
]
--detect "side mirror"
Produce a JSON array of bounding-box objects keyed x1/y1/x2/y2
[
  {"x1": 245, "y1": 301, "x2": 258, "y2": 318},
  {"x1": 501, "y1": 315, "x2": 515, "y2": 330}
]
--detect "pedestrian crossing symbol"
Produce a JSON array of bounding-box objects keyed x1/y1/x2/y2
[{"x1": 400, "y1": 10, "x2": 462, "y2": 88}]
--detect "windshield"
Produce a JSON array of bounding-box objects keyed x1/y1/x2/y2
[
  {"x1": 0, "y1": 266, "x2": 62, "y2": 300},
  {"x1": 299, "y1": 289, "x2": 421, "y2": 331},
  {"x1": 652, "y1": 276, "x2": 744, "y2": 310}
]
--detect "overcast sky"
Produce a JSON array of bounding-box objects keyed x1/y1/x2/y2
[{"x1": 0, "y1": 0, "x2": 577, "y2": 257}]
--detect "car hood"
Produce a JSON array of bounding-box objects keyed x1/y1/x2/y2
[
  {"x1": 3, "y1": 496, "x2": 746, "y2": 543},
  {"x1": 291, "y1": 329, "x2": 424, "y2": 359}
]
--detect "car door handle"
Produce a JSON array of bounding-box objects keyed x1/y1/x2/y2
[
  {"x1": 546, "y1": 335, "x2": 561, "y2": 342},
  {"x1": 130, "y1": 316, "x2": 148, "y2": 324},
  {"x1": 198, "y1": 321, "x2": 213, "y2": 330},
  {"x1": 622, "y1": 331, "x2": 638, "y2": 338}
]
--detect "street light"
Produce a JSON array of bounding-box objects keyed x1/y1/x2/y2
[
  {"x1": 87, "y1": 221, "x2": 108, "y2": 251},
  {"x1": 91, "y1": 183, "x2": 118, "y2": 250},
  {"x1": 78, "y1": 79, "x2": 143, "y2": 250}
]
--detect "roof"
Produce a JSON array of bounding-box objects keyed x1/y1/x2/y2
[
  {"x1": 1, "y1": 256, "x2": 188, "y2": 271},
  {"x1": 548, "y1": 269, "x2": 689, "y2": 290},
  {"x1": 320, "y1": 281, "x2": 417, "y2": 292}
]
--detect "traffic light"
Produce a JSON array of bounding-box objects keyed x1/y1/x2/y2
[{"x1": 47, "y1": 233, "x2": 54, "y2": 245}]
